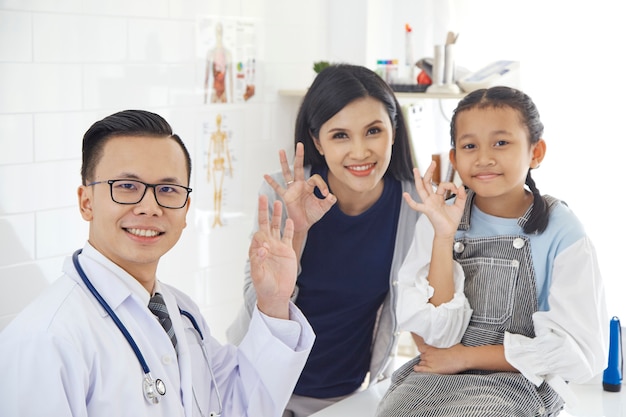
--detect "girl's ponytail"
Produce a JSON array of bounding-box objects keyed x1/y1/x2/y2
[{"x1": 523, "y1": 171, "x2": 549, "y2": 234}]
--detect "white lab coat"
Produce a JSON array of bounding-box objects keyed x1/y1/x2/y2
[{"x1": 0, "y1": 243, "x2": 315, "y2": 417}]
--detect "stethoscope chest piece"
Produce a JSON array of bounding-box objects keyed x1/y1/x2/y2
[{"x1": 143, "y1": 374, "x2": 166, "y2": 404}]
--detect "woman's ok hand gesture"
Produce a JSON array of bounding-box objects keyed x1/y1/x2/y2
[{"x1": 264, "y1": 142, "x2": 337, "y2": 234}]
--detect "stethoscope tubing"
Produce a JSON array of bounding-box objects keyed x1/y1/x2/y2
[
  {"x1": 179, "y1": 309, "x2": 204, "y2": 339},
  {"x1": 72, "y1": 249, "x2": 151, "y2": 374}
]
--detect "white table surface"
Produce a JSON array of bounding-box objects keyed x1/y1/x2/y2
[{"x1": 310, "y1": 379, "x2": 626, "y2": 417}]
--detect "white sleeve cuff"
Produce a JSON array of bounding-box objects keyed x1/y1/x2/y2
[
  {"x1": 255, "y1": 303, "x2": 314, "y2": 351},
  {"x1": 397, "y1": 261, "x2": 472, "y2": 348}
]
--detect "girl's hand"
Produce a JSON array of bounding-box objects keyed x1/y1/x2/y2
[
  {"x1": 249, "y1": 195, "x2": 297, "y2": 320},
  {"x1": 412, "y1": 335, "x2": 468, "y2": 374},
  {"x1": 403, "y1": 162, "x2": 467, "y2": 239},
  {"x1": 264, "y1": 142, "x2": 337, "y2": 233}
]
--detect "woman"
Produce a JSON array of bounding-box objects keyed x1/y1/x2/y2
[{"x1": 228, "y1": 64, "x2": 422, "y2": 416}]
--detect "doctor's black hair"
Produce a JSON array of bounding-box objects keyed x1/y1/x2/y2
[
  {"x1": 295, "y1": 64, "x2": 415, "y2": 181},
  {"x1": 81, "y1": 109, "x2": 192, "y2": 185},
  {"x1": 450, "y1": 86, "x2": 549, "y2": 234}
]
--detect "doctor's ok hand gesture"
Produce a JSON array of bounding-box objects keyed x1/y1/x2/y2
[{"x1": 249, "y1": 195, "x2": 297, "y2": 320}]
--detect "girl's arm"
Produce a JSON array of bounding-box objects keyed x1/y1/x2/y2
[
  {"x1": 398, "y1": 164, "x2": 472, "y2": 347},
  {"x1": 413, "y1": 336, "x2": 518, "y2": 374},
  {"x1": 401, "y1": 164, "x2": 467, "y2": 306},
  {"x1": 505, "y1": 236, "x2": 609, "y2": 385},
  {"x1": 396, "y1": 215, "x2": 472, "y2": 348}
]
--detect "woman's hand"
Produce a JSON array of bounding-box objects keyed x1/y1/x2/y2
[
  {"x1": 264, "y1": 142, "x2": 336, "y2": 234},
  {"x1": 403, "y1": 162, "x2": 467, "y2": 239},
  {"x1": 249, "y1": 195, "x2": 297, "y2": 320}
]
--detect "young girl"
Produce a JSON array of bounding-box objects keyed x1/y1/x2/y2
[
  {"x1": 376, "y1": 86, "x2": 609, "y2": 416},
  {"x1": 227, "y1": 64, "x2": 422, "y2": 416}
]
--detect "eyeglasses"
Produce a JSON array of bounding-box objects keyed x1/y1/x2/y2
[{"x1": 88, "y1": 179, "x2": 192, "y2": 209}]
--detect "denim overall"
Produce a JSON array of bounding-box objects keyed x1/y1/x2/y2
[{"x1": 376, "y1": 191, "x2": 564, "y2": 417}]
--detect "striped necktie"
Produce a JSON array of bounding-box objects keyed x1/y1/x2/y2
[{"x1": 148, "y1": 292, "x2": 178, "y2": 349}]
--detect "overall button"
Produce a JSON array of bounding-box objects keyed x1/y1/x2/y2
[
  {"x1": 453, "y1": 241, "x2": 465, "y2": 253},
  {"x1": 511, "y1": 260, "x2": 519, "y2": 268},
  {"x1": 162, "y1": 355, "x2": 174, "y2": 365},
  {"x1": 513, "y1": 238, "x2": 525, "y2": 249}
]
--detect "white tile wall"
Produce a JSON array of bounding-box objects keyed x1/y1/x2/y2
[
  {"x1": 33, "y1": 14, "x2": 128, "y2": 63},
  {"x1": 0, "y1": 0, "x2": 329, "y2": 340},
  {"x1": 0, "y1": 160, "x2": 81, "y2": 214},
  {"x1": 84, "y1": 0, "x2": 169, "y2": 18},
  {"x1": 36, "y1": 207, "x2": 89, "y2": 259},
  {"x1": 0, "y1": 0, "x2": 83, "y2": 14},
  {"x1": 33, "y1": 112, "x2": 91, "y2": 162},
  {"x1": 0, "y1": 262, "x2": 49, "y2": 329},
  {"x1": 0, "y1": 114, "x2": 33, "y2": 165},
  {"x1": 0, "y1": 63, "x2": 83, "y2": 113},
  {"x1": 128, "y1": 19, "x2": 196, "y2": 63},
  {"x1": 0, "y1": 11, "x2": 32, "y2": 62},
  {"x1": 0, "y1": 214, "x2": 36, "y2": 267}
]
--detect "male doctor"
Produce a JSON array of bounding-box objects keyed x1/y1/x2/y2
[{"x1": 0, "y1": 109, "x2": 315, "y2": 417}]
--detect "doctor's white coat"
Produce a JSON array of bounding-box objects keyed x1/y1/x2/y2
[{"x1": 0, "y1": 243, "x2": 315, "y2": 417}]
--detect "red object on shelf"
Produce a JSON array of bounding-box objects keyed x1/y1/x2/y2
[{"x1": 417, "y1": 70, "x2": 432, "y2": 85}]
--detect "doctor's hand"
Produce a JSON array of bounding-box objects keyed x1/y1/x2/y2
[
  {"x1": 403, "y1": 163, "x2": 467, "y2": 239},
  {"x1": 264, "y1": 142, "x2": 336, "y2": 234},
  {"x1": 250, "y1": 195, "x2": 297, "y2": 320}
]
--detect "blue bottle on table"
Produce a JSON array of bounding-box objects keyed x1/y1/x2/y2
[{"x1": 603, "y1": 316, "x2": 622, "y2": 392}]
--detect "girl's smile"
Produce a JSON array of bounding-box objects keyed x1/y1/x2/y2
[{"x1": 451, "y1": 106, "x2": 544, "y2": 218}]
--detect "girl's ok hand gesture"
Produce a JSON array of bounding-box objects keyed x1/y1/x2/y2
[
  {"x1": 403, "y1": 162, "x2": 467, "y2": 239},
  {"x1": 264, "y1": 142, "x2": 337, "y2": 234}
]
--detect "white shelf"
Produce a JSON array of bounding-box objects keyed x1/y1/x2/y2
[
  {"x1": 394, "y1": 91, "x2": 466, "y2": 100},
  {"x1": 278, "y1": 89, "x2": 465, "y2": 100}
]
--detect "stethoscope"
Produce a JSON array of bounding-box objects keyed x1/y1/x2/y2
[{"x1": 72, "y1": 249, "x2": 223, "y2": 417}]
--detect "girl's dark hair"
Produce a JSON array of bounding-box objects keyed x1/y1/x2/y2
[
  {"x1": 81, "y1": 109, "x2": 192, "y2": 185},
  {"x1": 450, "y1": 86, "x2": 548, "y2": 234},
  {"x1": 294, "y1": 64, "x2": 415, "y2": 181}
]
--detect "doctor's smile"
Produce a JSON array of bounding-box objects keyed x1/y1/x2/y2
[
  {"x1": 125, "y1": 227, "x2": 165, "y2": 238},
  {"x1": 126, "y1": 228, "x2": 164, "y2": 238}
]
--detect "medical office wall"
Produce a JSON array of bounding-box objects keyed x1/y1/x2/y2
[
  {"x1": 1, "y1": 0, "x2": 624, "y2": 339},
  {"x1": 0, "y1": 0, "x2": 331, "y2": 337}
]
